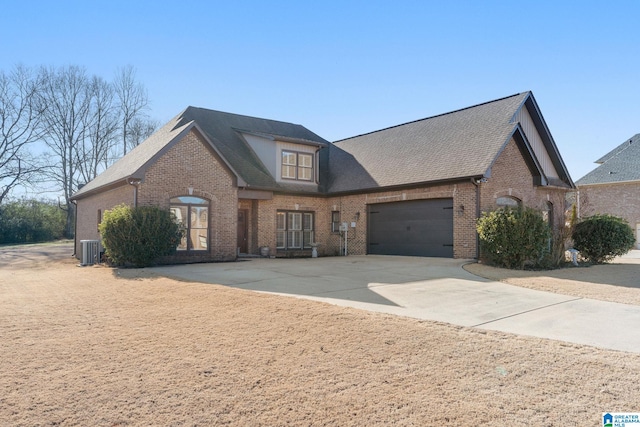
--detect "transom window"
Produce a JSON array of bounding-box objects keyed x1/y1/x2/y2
[
  {"x1": 170, "y1": 196, "x2": 209, "y2": 251},
  {"x1": 276, "y1": 211, "x2": 314, "y2": 249},
  {"x1": 282, "y1": 151, "x2": 313, "y2": 181},
  {"x1": 496, "y1": 196, "x2": 521, "y2": 207}
]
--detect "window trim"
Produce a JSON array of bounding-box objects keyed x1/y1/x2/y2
[
  {"x1": 276, "y1": 210, "x2": 315, "y2": 250},
  {"x1": 281, "y1": 150, "x2": 314, "y2": 182}
]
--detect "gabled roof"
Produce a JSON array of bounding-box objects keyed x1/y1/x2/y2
[
  {"x1": 577, "y1": 133, "x2": 640, "y2": 185},
  {"x1": 72, "y1": 107, "x2": 329, "y2": 199},
  {"x1": 72, "y1": 113, "x2": 206, "y2": 199},
  {"x1": 179, "y1": 107, "x2": 329, "y2": 192},
  {"x1": 326, "y1": 92, "x2": 573, "y2": 193},
  {"x1": 73, "y1": 92, "x2": 574, "y2": 200}
]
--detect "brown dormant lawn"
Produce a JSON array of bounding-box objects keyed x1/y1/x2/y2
[{"x1": 1, "y1": 242, "x2": 639, "y2": 426}]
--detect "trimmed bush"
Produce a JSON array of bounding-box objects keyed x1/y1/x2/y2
[
  {"x1": 99, "y1": 204, "x2": 183, "y2": 267},
  {"x1": 572, "y1": 214, "x2": 635, "y2": 264},
  {"x1": 476, "y1": 206, "x2": 551, "y2": 269}
]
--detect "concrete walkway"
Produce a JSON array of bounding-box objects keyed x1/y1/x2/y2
[{"x1": 150, "y1": 255, "x2": 640, "y2": 354}]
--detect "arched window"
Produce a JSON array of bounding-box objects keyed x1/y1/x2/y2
[
  {"x1": 496, "y1": 196, "x2": 521, "y2": 207},
  {"x1": 170, "y1": 196, "x2": 209, "y2": 251}
]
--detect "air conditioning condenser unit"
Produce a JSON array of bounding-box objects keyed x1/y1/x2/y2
[{"x1": 80, "y1": 240, "x2": 101, "y2": 266}]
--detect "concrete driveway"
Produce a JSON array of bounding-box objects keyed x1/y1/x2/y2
[{"x1": 150, "y1": 255, "x2": 640, "y2": 353}]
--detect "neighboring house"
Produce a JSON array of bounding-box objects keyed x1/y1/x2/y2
[
  {"x1": 71, "y1": 91, "x2": 575, "y2": 262},
  {"x1": 576, "y1": 134, "x2": 640, "y2": 248}
]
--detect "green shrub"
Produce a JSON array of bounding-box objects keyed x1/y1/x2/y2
[
  {"x1": 572, "y1": 214, "x2": 635, "y2": 264},
  {"x1": 476, "y1": 206, "x2": 551, "y2": 269},
  {"x1": 99, "y1": 204, "x2": 183, "y2": 267},
  {"x1": 0, "y1": 199, "x2": 66, "y2": 244}
]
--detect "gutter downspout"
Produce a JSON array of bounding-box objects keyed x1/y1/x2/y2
[
  {"x1": 471, "y1": 177, "x2": 483, "y2": 260},
  {"x1": 127, "y1": 178, "x2": 142, "y2": 207},
  {"x1": 72, "y1": 199, "x2": 78, "y2": 257}
]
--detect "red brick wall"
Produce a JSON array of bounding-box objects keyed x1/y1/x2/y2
[
  {"x1": 254, "y1": 194, "x2": 329, "y2": 257},
  {"x1": 251, "y1": 182, "x2": 478, "y2": 259},
  {"x1": 74, "y1": 184, "x2": 134, "y2": 257},
  {"x1": 480, "y1": 139, "x2": 568, "y2": 232},
  {"x1": 578, "y1": 182, "x2": 640, "y2": 245},
  {"x1": 76, "y1": 134, "x2": 572, "y2": 262},
  {"x1": 136, "y1": 129, "x2": 238, "y2": 262}
]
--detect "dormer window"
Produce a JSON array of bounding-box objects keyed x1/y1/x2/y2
[{"x1": 282, "y1": 151, "x2": 313, "y2": 181}]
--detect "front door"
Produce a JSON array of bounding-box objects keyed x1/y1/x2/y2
[{"x1": 237, "y1": 209, "x2": 248, "y2": 254}]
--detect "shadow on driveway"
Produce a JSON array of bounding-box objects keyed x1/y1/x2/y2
[{"x1": 149, "y1": 256, "x2": 482, "y2": 307}]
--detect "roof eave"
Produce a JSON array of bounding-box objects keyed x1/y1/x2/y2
[
  {"x1": 71, "y1": 177, "x2": 134, "y2": 201},
  {"x1": 234, "y1": 128, "x2": 328, "y2": 147},
  {"x1": 577, "y1": 178, "x2": 640, "y2": 187},
  {"x1": 327, "y1": 175, "x2": 485, "y2": 196},
  {"x1": 136, "y1": 120, "x2": 247, "y2": 187},
  {"x1": 522, "y1": 94, "x2": 576, "y2": 188}
]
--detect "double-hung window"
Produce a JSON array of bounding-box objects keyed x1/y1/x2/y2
[
  {"x1": 331, "y1": 211, "x2": 341, "y2": 233},
  {"x1": 276, "y1": 211, "x2": 314, "y2": 250},
  {"x1": 281, "y1": 151, "x2": 313, "y2": 181}
]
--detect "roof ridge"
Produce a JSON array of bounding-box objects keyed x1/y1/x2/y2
[
  {"x1": 596, "y1": 133, "x2": 640, "y2": 164},
  {"x1": 185, "y1": 105, "x2": 305, "y2": 128},
  {"x1": 333, "y1": 92, "x2": 527, "y2": 144}
]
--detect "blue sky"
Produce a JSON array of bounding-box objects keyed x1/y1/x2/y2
[{"x1": 2, "y1": 0, "x2": 639, "y2": 181}]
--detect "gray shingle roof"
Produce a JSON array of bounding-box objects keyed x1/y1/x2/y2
[
  {"x1": 576, "y1": 133, "x2": 640, "y2": 185},
  {"x1": 326, "y1": 92, "x2": 531, "y2": 192},
  {"x1": 72, "y1": 112, "x2": 195, "y2": 198},
  {"x1": 178, "y1": 107, "x2": 329, "y2": 191},
  {"x1": 74, "y1": 92, "x2": 573, "y2": 200},
  {"x1": 73, "y1": 107, "x2": 329, "y2": 199}
]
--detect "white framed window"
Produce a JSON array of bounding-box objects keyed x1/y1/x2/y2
[
  {"x1": 282, "y1": 152, "x2": 297, "y2": 179},
  {"x1": 281, "y1": 150, "x2": 314, "y2": 181},
  {"x1": 276, "y1": 210, "x2": 314, "y2": 250},
  {"x1": 298, "y1": 153, "x2": 313, "y2": 181}
]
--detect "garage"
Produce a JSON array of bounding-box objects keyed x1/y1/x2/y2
[{"x1": 367, "y1": 198, "x2": 454, "y2": 257}]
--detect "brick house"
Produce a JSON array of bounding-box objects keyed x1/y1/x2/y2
[
  {"x1": 576, "y1": 134, "x2": 640, "y2": 248},
  {"x1": 71, "y1": 91, "x2": 575, "y2": 262}
]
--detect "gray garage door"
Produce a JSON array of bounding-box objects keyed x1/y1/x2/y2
[{"x1": 367, "y1": 198, "x2": 454, "y2": 257}]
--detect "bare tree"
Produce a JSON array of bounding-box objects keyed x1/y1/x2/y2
[
  {"x1": 114, "y1": 65, "x2": 149, "y2": 155},
  {"x1": 0, "y1": 65, "x2": 46, "y2": 205},
  {"x1": 1, "y1": 64, "x2": 157, "y2": 236},
  {"x1": 126, "y1": 116, "x2": 159, "y2": 149},
  {"x1": 77, "y1": 76, "x2": 119, "y2": 184},
  {"x1": 38, "y1": 65, "x2": 93, "y2": 237}
]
